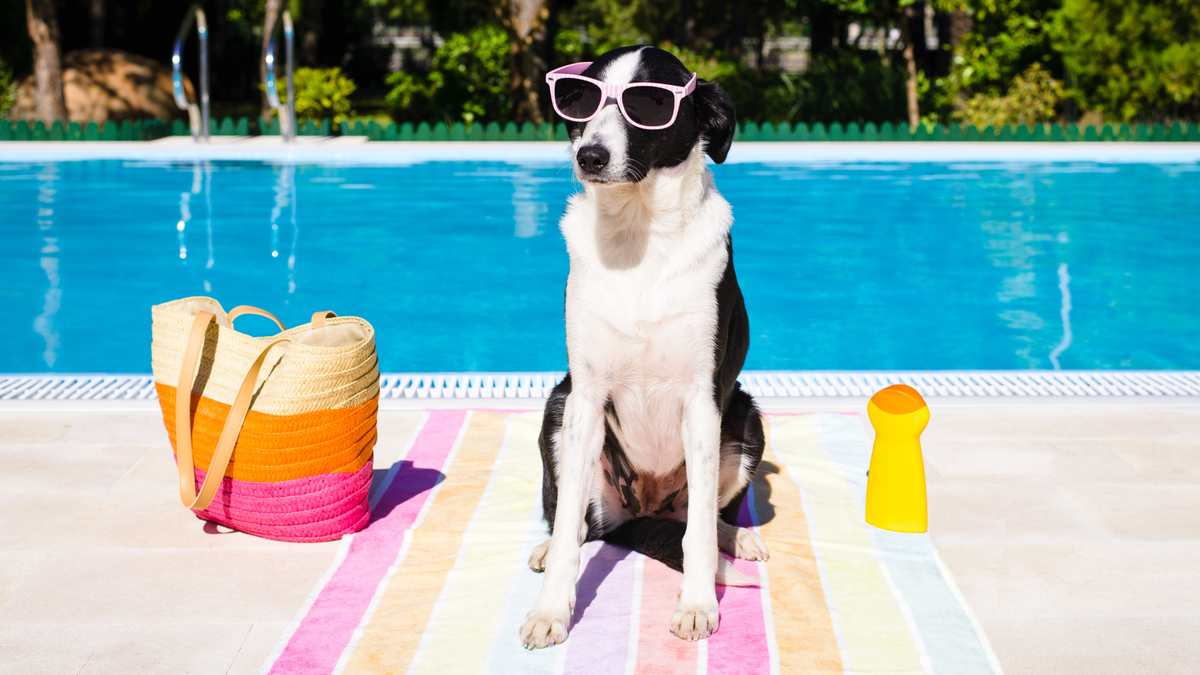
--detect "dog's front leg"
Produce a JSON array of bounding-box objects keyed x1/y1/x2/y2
[
  {"x1": 673, "y1": 391, "x2": 722, "y2": 640},
  {"x1": 520, "y1": 386, "x2": 606, "y2": 649}
]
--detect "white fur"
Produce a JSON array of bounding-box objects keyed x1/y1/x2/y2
[{"x1": 520, "y1": 51, "x2": 751, "y2": 650}]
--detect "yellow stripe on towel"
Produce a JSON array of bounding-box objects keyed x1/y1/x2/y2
[
  {"x1": 410, "y1": 411, "x2": 544, "y2": 674},
  {"x1": 754, "y1": 423, "x2": 844, "y2": 674},
  {"x1": 770, "y1": 415, "x2": 924, "y2": 675},
  {"x1": 341, "y1": 411, "x2": 510, "y2": 675}
]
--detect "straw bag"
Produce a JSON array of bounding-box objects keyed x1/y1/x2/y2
[{"x1": 151, "y1": 297, "x2": 379, "y2": 542}]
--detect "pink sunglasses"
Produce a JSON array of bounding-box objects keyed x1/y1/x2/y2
[{"x1": 546, "y1": 62, "x2": 698, "y2": 130}]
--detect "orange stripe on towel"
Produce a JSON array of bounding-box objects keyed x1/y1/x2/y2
[
  {"x1": 755, "y1": 423, "x2": 844, "y2": 674},
  {"x1": 341, "y1": 411, "x2": 509, "y2": 675},
  {"x1": 156, "y1": 382, "x2": 376, "y2": 482}
]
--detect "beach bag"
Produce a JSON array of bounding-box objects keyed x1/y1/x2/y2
[{"x1": 150, "y1": 297, "x2": 379, "y2": 542}]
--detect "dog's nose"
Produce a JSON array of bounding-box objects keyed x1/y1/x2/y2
[{"x1": 576, "y1": 145, "x2": 609, "y2": 173}]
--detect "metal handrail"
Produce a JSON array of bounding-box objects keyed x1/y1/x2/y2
[
  {"x1": 265, "y1": 10, "x2": 296, "y2": 142},
  {"x1": 172, "y1": 3, "x2": 209, "y2": 142}
]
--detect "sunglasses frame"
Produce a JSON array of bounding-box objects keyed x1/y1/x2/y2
[{"x1": 546, "y1": 62, "x2": 698, "y2": 131}]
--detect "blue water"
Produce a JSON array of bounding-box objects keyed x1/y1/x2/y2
[{"x1": 1, "y1": 159, "x2": 1198, "y2": 373}]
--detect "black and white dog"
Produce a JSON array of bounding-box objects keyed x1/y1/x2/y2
[{"x1": 521, "y1": 46, "x2": 767, "y2": 649}]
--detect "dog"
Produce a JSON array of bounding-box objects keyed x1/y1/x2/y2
[{"x1": 520, "y1": 46, "x2": 767, "y2": 650}]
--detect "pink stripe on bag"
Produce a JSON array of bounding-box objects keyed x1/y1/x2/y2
[
  {"x1": 192, "y1": 462, "x2": 373, "y2": 542},
  {"x1": 267, "y1": 409, "x2": 469, "y2": 675}
]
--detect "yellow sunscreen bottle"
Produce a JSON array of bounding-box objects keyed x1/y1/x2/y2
[{"x1": 865, "y1": 384, "x2": 929, "y2": 533}]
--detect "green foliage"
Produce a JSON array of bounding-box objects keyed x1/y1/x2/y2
[
  {"x1": 929, "y1": 0, "x2": 1060, "y2": 122},
  {"x1": 386, "y1": 24, "x2": 511, "y2": 124},
  {"x1": 1050, "y1": 0, "x2": 1200, "y2": 121},
  {"x1": 960, "y1": 62, "x2": 1063, "y2": 126},
  {"x1": 0, "y1": 58, "x2": 17, "y2": 117},
  {"x1": 291, "y1": 68, "x2": 358, "y2": 122},
  {"x1": 657, "y1": 44, "x2": 741, "y2": 84},
  {"x1": 774, "y1": 52, "x2": 909, "y2": 125}
]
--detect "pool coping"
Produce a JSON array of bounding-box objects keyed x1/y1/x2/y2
[
  {"x1": 3, "y1": 138, "x2": 1200, "y2": 164},
  {"x1": 3, "y1": 371, "x2": 1197, "y2": 411}
]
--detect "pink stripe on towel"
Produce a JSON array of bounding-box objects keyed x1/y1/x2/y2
[
  {"x1": 268, "y1": 409, "x2": 468, "y2": 675},
  {"x1": 635, "y1": 559, "x2": 699, "y2": 675},
  {"x1": 706, "y1": 495, "x2": 770, "y2": 674},
  {"x1": 707, "y1": 556, "x2": 770, "y2": 674}
]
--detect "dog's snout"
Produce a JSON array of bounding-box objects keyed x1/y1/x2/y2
[{"x1": 576, "y1": 145, "x2": 610, "y2": 173}]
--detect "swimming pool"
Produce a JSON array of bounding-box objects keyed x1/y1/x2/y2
[{"x1": 2, "y1": 155, "x2": 1198, "y2": 373}]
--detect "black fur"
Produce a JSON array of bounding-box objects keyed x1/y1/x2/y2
[{"x1": 564, "y1": 46, "x2": 738, "y2": 182}]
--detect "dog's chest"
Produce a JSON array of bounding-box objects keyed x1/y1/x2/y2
[
  {"x1": 565, "y1": 235, "x2": 727, "y2": 384},
  {"x1": 562, "y1": 213, "x2": 729, "y2": 477}
]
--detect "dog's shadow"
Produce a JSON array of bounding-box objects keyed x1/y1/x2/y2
[
  {"x1": 752, "y1": 460, "x2": 779, "y2": 526},
  {"x1": 569, "y1": 463, "x2": 781, "y2": 623}
]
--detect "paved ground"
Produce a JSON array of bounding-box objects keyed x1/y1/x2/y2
[{"x1": 0, "y1": 402, "x2": 1196, "y2": 674}]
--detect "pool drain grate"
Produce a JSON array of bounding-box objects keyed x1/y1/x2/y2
[{"x1": 2, "y1": 371, "x2": 1199, "y2": 401}]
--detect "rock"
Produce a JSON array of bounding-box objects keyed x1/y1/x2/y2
[{"x1": 9, "y1": 48, "x2": 195, "y2": 123}]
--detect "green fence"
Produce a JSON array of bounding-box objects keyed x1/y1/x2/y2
[
  {"x1": 0, "y1": 119, "x2": 171, "y2": 141},
  {"x1": 3, "y1": 117, "x2": 1199, "y2": 142},
  {"x1": 364, "y1": 120, "x2": 1200, "y2": 142}
]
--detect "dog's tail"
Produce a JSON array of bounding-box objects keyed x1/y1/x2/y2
[{"x1": 602, "y1": 517, "x2": 758, "y2": 587}]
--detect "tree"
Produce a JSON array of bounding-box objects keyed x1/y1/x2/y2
[
  {"x1": 900, "y1": 2, "x2": 920, "y2": 127},
  {"x1": 302, "y1": 0, "x2": 323, "y2": 66},
  {"x1": 1050, "y1": 0, "x2": 1200, "y2": 121},
  {"x1": 495, "y1": 0, "x2": 549, "y2": 124},
  {"x1": 24, "y1": 0, "x2": 67, "y2": 122},
  {"x1": 90, "y1": 0, "x2": 105, "y2": 48},
  {"x1": 260, "y1": 0, "x2": 284, "y2": 119}
]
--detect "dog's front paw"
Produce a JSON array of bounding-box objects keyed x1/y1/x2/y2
[
  {"x1": 670, "y1": 599, "x2": 719, "y2": 641},
  {"x1": 520, "y1": 607, "x2": 570, "y2": 649},
  {"x1": 528, "y1": 539, "x2": 551, "y2": 572}
]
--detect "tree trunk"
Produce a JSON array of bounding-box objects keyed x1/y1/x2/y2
[
  {"x1": 260, "y1": 0, "x2": 284, "y2": 119},
  {"x1": 729, "y1": 0, "x2": 745, "y2": 61},
  {"x1": 900, "y1": 6, "x2": 920, "y2": 129},
  {"x1": 500, "y1": 0, "x2": 548, "y2": 125},
  {"x1": 25, "y1": 0, "x2": 67, "y2": 122},
  {"x1": 680, "y1": 0, "x2": 696, "y2": 50},
  {"x1": 90, "y1": 0, "x2": 105, "y2": 48},
  {"x1": 303, "y1": 0, "x2": 323, "y2": 66}
]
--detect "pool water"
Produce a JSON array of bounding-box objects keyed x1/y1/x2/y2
[{"x1": 1, "y1": 159, "x2": 1198, "y2": 373}]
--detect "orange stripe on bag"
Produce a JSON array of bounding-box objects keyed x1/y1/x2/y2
[{"x1": 157, "y1": 383, "x2": 377, "y2": 483}]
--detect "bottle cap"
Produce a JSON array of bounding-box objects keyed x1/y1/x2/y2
[{"x1": 870, "y1": 384, "x2": 927, "y2": 414}]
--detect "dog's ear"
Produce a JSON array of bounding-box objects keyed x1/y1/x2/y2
[{"x1": 692, "y1": 79, "x2": 736, "y2": 164}]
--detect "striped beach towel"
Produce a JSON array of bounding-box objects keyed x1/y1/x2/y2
[{"x1": 257, "y1": 410, "x2": 1002, "y2": 675}]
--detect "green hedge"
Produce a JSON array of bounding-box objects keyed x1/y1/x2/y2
[{"x1": 3, "y1": 117, "x2": 1199, "y2": 142}]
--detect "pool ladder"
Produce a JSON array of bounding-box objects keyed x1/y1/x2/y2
[
  {"x1": 171, "y1": 3, "x2": 209, "y2": 142},
  {"x1": 265, "y1": 10, "x2": 297, "y2": 142}
]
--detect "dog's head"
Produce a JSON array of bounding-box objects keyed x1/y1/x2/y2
[{"x1": 559, "y1": 47, "x2": 736, "y2": 184}]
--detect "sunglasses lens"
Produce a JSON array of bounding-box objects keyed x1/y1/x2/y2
[
  {"x1": 621, "y1": 86, "x2": 675, "y2": 127},
  {"x1": 554, "y1": 78, "x2": 602, "y2": 120}
]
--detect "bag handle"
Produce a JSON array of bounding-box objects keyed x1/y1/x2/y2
[
  {"x1": 175, "y1": 311, "x2": 292, "y2": 511},
  {"x1": 311, "y1": 311, "x2": 337, "y2": 327},
  {"x1": 228, "y1": 305, "x2": 286, "y2": 332}
]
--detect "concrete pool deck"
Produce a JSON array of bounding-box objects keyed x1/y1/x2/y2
[{"x1": 0, "y1": 398, "x2": 1197, "y2": 674}]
